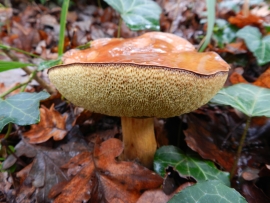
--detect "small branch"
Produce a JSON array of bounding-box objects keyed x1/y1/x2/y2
[{"x1": 230, "y1": 116, "x2": 252, "y2": 179}]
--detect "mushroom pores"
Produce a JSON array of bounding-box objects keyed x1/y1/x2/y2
[{"x1": 48, "y1": 32, "x2": 230, "y2": 118}]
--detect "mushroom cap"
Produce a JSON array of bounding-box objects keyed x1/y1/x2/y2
[{"x1": 48, "y1": 32, "x2": 230, "y2": 118}]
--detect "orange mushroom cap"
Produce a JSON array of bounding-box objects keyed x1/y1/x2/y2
[{"x1": 48, "y1": 32, "x2": 230, "y2": 118}]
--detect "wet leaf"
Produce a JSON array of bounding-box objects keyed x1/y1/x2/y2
[
  {"x1": 0, "y1": 91, "x2": 50, "y2": 132},
  {"x1": 104, "y1": 0, "x2": 162, "y2": 31},
  {"x1": 168, "y1": 180, "x2": 247, "y2": 203},
  {"x1": 154, "y1": 146, "x2": 230, "y2": 186},
  {"x1": 50, "y1": 138, "x2": 163, "y2": 203},
  {"x1": 23, "y1": 105, "x2": 68, "y2": 144},
  {"x1": 211, "y1": 83, "x2": 270, "y2": 117},
  {"x1": 0, "y1": 61, "x2": 35, "y2": 72},
  {"x1": 2, "y1": 137, "x2": 89, "y2": 203}
]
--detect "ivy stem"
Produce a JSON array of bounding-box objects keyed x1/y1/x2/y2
[
  {"x1": 230, "y1": 116, "x2": 252, "y2": 179},
  {"x1": 0, "y1": 70, "x2": 37, "y2": 98},
  {"x1": 117, "y1": 17, "x2": 122, "y2": 38},
  {"x1": 1, "y1": 49, "x2": 55, "y2": 94},
  {"x1": 4, "y1": 123, "x2": 12, "y2": 139}
]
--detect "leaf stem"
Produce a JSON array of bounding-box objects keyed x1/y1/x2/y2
[
  {"x1": 230, "y1": 116, "x2": 251, "y2": 179},
  {"x1": 117, "y1": 17, "x2": 122, "y2": 38},
  {"x1": 4, "y1": 123, "x2": 12, "y2": 139},
  {"x1": 198, "y1": 0, "x2": 216, "y2": 52}
]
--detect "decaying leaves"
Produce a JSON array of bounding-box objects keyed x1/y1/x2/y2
[
  {"x1": 23, "y1": 105, "x2": 68, "y2": 144},
  {"x1": 228, "y1": 12, "x2": 263, "y2": 28},
  {"x1": 49, "y1": 138, "x2": 163, "y2": 203},
  {"x1": 2, "y1": 136, "x2": 89, "y2": 203},
  {"x1": 230, "y1": 67, "x2": 270, "y2": 88}
]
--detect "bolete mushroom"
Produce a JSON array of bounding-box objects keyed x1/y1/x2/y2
[{"x1": 48, "y1": 32, "x2": 230, "y2": 168}]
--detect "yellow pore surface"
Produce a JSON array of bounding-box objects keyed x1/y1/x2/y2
[{"x1": 49, "y1": 63, "x2": 228, "y2": 118}]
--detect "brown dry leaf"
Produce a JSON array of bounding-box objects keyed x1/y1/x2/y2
[
  {"x1": 253, "y1": 67, "x2": 270, "y2": 88},
  {"x1": 184, "y1": 111, "x2": 235, "y2": 171},
  {"x1": 230, "y1": 67, "x2": 270, "y2": 88},
  {"x1": 23, "y1": 105, "x2": 68, "y2": 144},
  {"x1": 49, "y1": 138, "x2": 163, "y2": 203},
  {"x1": 2, "y1": 136, "x2": 89, "y2": 203},
  {"x1": 223, "y1": 42, "x2": 247, "y2": 54},
  {"x1": 136, "y1": 181, "x2": 194, "y2": 203},
  {"x1": 229, "y1": 12, "x2": 263, "y2": 28},
  {"x1": 229, "y1": 72, "x2": 248, "y2": 85}
]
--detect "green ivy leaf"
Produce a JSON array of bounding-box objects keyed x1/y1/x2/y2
[
  {"x1": 0, "y1": 92, "x2": 50, "y2": 132},
  {"x1": 154, "y1": 146, "x2": 230, "y2": 186},
  {"x1": 0, "y1": 61, "x2": 35, "y2": 72},
  {"x1": 236, "y1": 26, "x2": 270, "y2": 65},
  {"x1": 253, "y1": 36, "x2": 270, "y2": 65},
  {"x1": 104, "y1": 0, "x2": 162, "y2": 31},
  {"x1": 168, "y1": 180, "x2": 247, "y2": 203},
  {"x1": 211, "y1": 83, "x2": 270, "y2": 117},
  {"x1": 236, "y1": 26, "x2": 261, "y2": 52}
]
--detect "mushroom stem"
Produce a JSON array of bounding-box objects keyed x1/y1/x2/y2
[{"x1": 121, "y1": 117, "x2": 157, "y2": 168}]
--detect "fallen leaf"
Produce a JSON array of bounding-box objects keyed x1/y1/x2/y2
[
  {"x1": 224, "y1": 42, "x2": 247, "y2": 54},
  {"x1": 229, "y1": 72, "x2": 248, "y2": 85},
  {"x1": 253, "y1": 67, "x2": 270, "y2": 88},
  {"x1": 23, "y1": 105, "x2": 68, "y2": 144},
  {"x1": 2, "y1": 136, "x2": 89, "y2": 203},
  {"x1": 49, "y1": 138, "x2": 163, "y2": 203},
  {"x1": 251, "y1": 5, "x2": 270, "y2": 17},
  {"x1": 229, "y1": 12, "x2": 263, "y2": 28}
]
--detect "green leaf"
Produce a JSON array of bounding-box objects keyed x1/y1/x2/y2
[
  {"x1": 104, "y1": 0, "x2": 162, "y2": 31},
  {"x1": 154, "y1": 146, "x2": 230, "y2": 186},
  {"x1": 211, "y1": 83, "x2": 270, "y2": 117},
  {"x1": 253, "y1": 36, "x2": 270, "y2": 65},
  {"x1": 236, "y1": 26, "x2": 261, "y2": 52},
  {"x1": 168, "y1": 180, "x2": 247, "y2": 203},
  {"x1": 0, "y1": 61, "x2": 35, "y2": 72},
  {"x1": 38, "y1": 58, "x2": 62, "y2": 71},
  {"x1": 0, "y1": 92, "x2": 50, "y2": 132}
]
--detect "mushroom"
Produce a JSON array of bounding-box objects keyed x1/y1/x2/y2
[{"x1": 48, "y1": 32, "x2": 230, "y2": 168}]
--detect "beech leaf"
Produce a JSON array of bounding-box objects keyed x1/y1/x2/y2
[
  {"x1": 211, "y1": 83, "x2": 270, "y2": 117},
  {"x1": 0, "y1": 91, "x2": 50, "y2": 132},
  {"x1": 23, "y1": 105, "x2": 68, "y2": 144},
  {"x1": 168, "y1": 180, "x2": 247, "y2": 203},
  {"x1": 50, "y1": 138, "x2": 163, "y2": 203},
  {"x1": 154, "y1": 146, "x2": 230, "y2": 186},
  {"x1": 104, "y1": 0, "x2": 162, "y2": 31}
]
